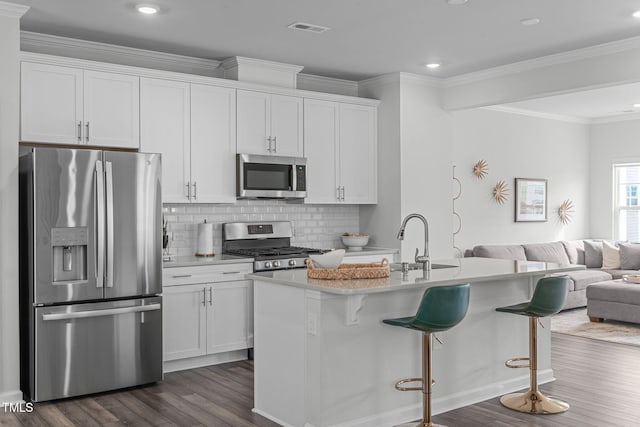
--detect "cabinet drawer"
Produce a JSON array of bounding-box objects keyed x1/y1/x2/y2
[{"x1": 163, "y1": 263, "x2": 252, "y2": 286}]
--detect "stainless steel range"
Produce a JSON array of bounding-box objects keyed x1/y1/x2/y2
[{"x1": 222, "y1": 221, "x2": 324, "y2": 271}]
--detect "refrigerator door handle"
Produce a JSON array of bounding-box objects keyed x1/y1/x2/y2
[
  {"x1": 42, "y1": 303, "x2": 161, "y2": 321},
  {"x1": 105, "y1": 161, "x2": 115, "y2": 288},
  {"x1": 95, "y1": 160, "x2": 105, "y2": 288}
]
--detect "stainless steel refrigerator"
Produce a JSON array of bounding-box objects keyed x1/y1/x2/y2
[{"x1": 19, "y1": 147, "x2": 163, "y2": 402}]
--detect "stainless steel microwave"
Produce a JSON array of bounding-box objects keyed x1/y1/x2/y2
[{"x1": 236, "y1": 153, "x2": 307, "y2": 199}]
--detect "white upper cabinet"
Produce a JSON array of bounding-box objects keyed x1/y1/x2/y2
[
  {"x1": 140, "y1": 78, "x2": 191, "y2": 203},
  {"x1": 190, "y1": 83, "x2": 236, "y2": 203},
  {"x1": 83, "y1": 71, "x2": 140, "y2": 148},
  {"x1": 338, "y1": 103, "x2": 377, "y2": 204},
  {"x1": 236, "y1": 89, "x2": 303, "y2": 157},
  {"x1": 140, "y1": 78, "x2": 236, "y2": 204},
  {"x1": 21, "y1": 62, "x2": 139, "y2": 148},
  {"x1": 304, "y1": 99, "x2": 377, "y2": 204},
  {"x1": 304, "y1": 99, "x2": 339, "y2": 204}
]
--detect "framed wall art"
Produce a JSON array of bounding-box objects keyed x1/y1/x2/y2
[{"x1": 514, "y1": 178, "x2": 547, "y2": 222}]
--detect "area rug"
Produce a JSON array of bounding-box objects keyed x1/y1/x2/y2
[{"x1": 551, "y1": 308, "x2": 640, "y2": 347}]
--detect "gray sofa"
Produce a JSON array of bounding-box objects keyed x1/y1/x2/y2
[{"x1": 466, "y1": 240, "x2": 640, "y2": 310}]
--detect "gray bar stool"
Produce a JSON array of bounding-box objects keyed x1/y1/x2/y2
[
  {"x1": 495, "y1": 275, "x2": 570, "y2": 414},
  {"x1": 383, "y1": 283, "x2": 470, "y2": 427}
]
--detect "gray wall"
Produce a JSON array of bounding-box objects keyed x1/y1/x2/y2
[{"x1": 589, "y1": 119, "x2": 640, "y2": 239}]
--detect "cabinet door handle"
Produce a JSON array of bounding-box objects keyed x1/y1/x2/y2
[
  {"x1": 77, "y1": 121, "x2": 82, "y2": 143},
  {"x1": 171, "y1": 274, "x2": 192, "y2": 278},
  {"x1": 85, "y1": 122, "x2": 90, "y2": 143},
  {"x1": 202, "y1": 288, "x2": 206, "y2": 306},
  {"x1": 209, "y1": 287, "x2": 213, "y2": 306},
  {"x1": 222, "y1": 271, "x2": 241, "y2": 275},
  {"x1": 341, "y1": 186, "x2": 345, "y2": 201},
  {"x1": 336, "y1": 187, "x2": 341, "y2": 201},
  {"x1": 272, "y1": 136, "x2": 277, "y2": 153},
  {"x1": 266, "y1": 137, "x2": 272, "y2": 153},
  {"x1": 186, "y1": 181, "x2": 191, "y2": 201},
  {"x1": 192, "y1": 181, "x2": 197, "y2": 200}
]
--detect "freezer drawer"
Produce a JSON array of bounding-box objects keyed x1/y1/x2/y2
[{"x1": 31, "y1": 297, "x2": 162, "y2": 402}]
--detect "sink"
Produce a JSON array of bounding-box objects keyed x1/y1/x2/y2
[{"x1": 390, "y1": 262, "x2": 458, "y2": 272}]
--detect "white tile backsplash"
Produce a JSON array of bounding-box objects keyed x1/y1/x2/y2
[{"x1": 163, "y1": 200, "x2": 359, "y2": 257}]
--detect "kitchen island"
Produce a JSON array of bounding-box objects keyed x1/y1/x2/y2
[{"x1": 248, "y1": 257, "x2": 584, "y2": 427}]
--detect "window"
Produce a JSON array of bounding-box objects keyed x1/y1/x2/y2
[{"x1": 614, "y1": 163, "x2": 640, "y2": 242}]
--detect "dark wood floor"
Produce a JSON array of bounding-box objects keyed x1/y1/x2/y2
[{"x1": 2, "y1": 333, "x2": 640, "y2": 426}]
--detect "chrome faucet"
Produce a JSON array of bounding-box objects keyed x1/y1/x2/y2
[{"x1": 397, "y1": 213, "x2": 430, "y2": 272}]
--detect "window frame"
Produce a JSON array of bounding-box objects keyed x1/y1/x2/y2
[{"x1": 613, "y1": 162, "x2": 640, "y2": 241}]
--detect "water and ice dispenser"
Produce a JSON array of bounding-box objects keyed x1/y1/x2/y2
[{"x1": 51, "y1": 227, "x2": 88, "y2": 283}]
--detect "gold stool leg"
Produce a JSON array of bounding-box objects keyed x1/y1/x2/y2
[
  {"x1": 396, "y1": 332, "x2": 446, "y2": 427},
  {"x1": 500, "y1": 317, "x2": 570, "y2": 414}
]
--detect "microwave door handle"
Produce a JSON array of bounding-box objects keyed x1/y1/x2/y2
[
  {"x1": 95, "y1": 161, "x2": 105, "y2": 288},
  {"x1": 105, "y1": 161, "x2": 114, "y2": 288}
]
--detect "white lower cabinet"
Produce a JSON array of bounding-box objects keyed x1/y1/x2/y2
[{"x1": 162, "y1": 264, "x2": 253, "y2": 371}]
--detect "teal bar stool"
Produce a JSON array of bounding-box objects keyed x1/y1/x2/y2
[
  {"x1": 495, "y1": 275, "x2": 570, "y2": 415},
  {"x1": 383, "y1": 283, "x2": 470, "y2": 427}
]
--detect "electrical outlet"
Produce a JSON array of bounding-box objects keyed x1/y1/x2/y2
[{"x1": 307, "y1": 312, "x2": 317, "y2": 335}]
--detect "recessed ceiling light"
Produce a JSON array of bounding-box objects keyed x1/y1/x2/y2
[
  {"x1": 425, "y1": 63, "x2": 441, "y2": 69},
  {"x1": 447, "y1": 0, "x2": 469, "y2": 5},
  {"x1": 520, "y1": 17, "x2": 541, "y2": 26},
  {"x1": 633, "y1": 10, "x2": 640, "y2": 18},
  {"x1": 136, "y1": 4, "x2": 159, "y2": 15}
]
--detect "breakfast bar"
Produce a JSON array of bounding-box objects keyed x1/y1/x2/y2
[{"x1": 248, "y1": 257, "x2": 584, "y2": 427}]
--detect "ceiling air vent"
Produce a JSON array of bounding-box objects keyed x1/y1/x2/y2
[{"x1": 287, "y1": 22, "x2": 331, "y2": 34}]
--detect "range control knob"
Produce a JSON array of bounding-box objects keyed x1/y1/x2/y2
[
  {"x1": 272, "y1": 260, "x2": 281, "y2": 268},
  {"x1": 289, "y1": 259, "x2": 297, "y2": 267},
  {"x1": 264, "y1": 261, "x2": 272, "y2": 269}
]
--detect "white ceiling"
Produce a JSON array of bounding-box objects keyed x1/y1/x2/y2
[{"x1": 10, "y1": 0, "x2": 640, "y2": 121}]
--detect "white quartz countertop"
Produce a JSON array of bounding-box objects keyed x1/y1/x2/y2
[
  {"x1": 163, "y1": 254, "x2": 253, "y2": 268},
  {"x1": 247, "y1": 257, "x2": 585, "y2": 295}
]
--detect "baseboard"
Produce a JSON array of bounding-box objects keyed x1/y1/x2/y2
[
  {"x1": 307, "y1": 370, "x2": 555, "y2": 427},
  {"x1": 251, "y1": 408, "x2": 298, "y2": 427},
  {"x1": 0, "y1": 390, "x2": 24, "y2": 404},
  {"x1": 163, "y1": 350, "x2": 248, "y2": 373}
]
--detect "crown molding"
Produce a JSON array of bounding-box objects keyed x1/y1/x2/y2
[
  {"x1": 444, "y1": 35, "x2": 640, "y2": 88},
  {"x1": 20, "y1": 31, "x2": 221, "y2": 76},
  {"x1": 297, "y1": 73, "x2": 358, "y2": 96},
  {"x1": 483, "y1": 105, "x2": 589, "y2": 124},
  {"x1": 398, "y1": 72, "x2": 445, "y2": 88},
  {"x1": 358, "y1": 73, "x2": 402, "y2": 90},
  {"x1": 590, "y1": 111, "x2": 640, "y2": 125},
  {"x1": 219, "y1": 56, "x2": 304, "y2": 74},
  {"x1": 0, "y1": 1, "x2": 29, "y2": 18}
]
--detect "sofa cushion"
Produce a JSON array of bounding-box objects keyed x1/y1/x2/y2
[
  {"x1": 561, "y1": 240, "x2": 585, "y2": 265},
  {"x1": 602, "y1": 269, "x2": 640, "y2": 280},
  {"x1": 523, "y1": 242, "x2": 570, "y2": 265},
  {"x1": 587, "y1": 281, "x2": 640, "y2": 305},
  {"x1": 473, "y1": 245, "x2": 526, "y2": 260},
  {"x1": 619, "y1": 243, "x2": 640, "y2": 270},
  {"x1": 584, "y1": 240, "x2": 603, "y2": 268},
  {"x1": 567, "y1": 269, "x2": 613, "y2": 291},
  {"x1": 602, "y1": 240, "x2": 621, "y2": 269}
]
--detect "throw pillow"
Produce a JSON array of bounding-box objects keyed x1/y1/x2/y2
[
  {"x1": 619, "y1": 243, "x2": 640, "y2": 270},
  {"x1": 602, "y1": 240, "x2": 621, "y2": 269},
  {"x1": 584, "y1": 240, "x2": 603, "y2": 268}
]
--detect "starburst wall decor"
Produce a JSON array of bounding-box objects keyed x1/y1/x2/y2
[
  {"x1": 558, "y1": 199, "x2": 575, "y2": 224},
  {"x1": 492, "y1": 180, "x2": 509, "y2": 204},
  {"x1": 473, "y1": 159, "x2": 489, "y2": 179}
]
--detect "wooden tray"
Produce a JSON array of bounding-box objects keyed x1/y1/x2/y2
[{"x1": 306, "y1": 258, "x2": 390, "y2": 280}]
